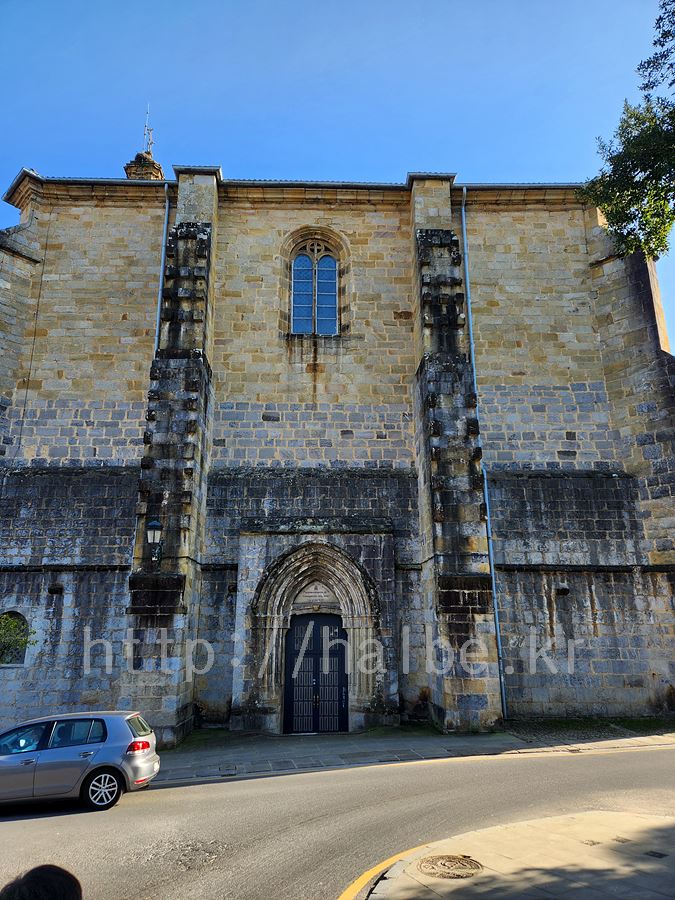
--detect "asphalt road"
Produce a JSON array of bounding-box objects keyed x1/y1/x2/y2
[{"x1": 1, "y1": 748, "x2": 674, "y2": 899}]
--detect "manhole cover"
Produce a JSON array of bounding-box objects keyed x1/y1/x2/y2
[{"x1": 417, "y1": 854, "x2": 483, "y2": 879}]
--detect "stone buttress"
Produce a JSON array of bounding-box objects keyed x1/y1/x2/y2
[
  {"x1": 125, "y1": 168, "x2": 219, "y2": 745},
  {"x1": 410, "y1": 177, "x2": 502, "y2": 729}
]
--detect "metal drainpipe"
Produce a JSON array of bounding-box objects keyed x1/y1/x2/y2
[
  {"x1": 461, "y1": 186, "x2": 509, "y2": 721},
  {"x1": 154, "y1": 182, "x2": 170, "y2": 354}
]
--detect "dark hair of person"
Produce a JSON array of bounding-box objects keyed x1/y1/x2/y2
[{"x1": 0, "y1": 865, "x2": 82, "y2": 900}]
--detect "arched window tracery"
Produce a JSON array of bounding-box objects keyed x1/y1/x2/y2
[{"x1": 291, "y1": 239, "x2": 338, "y2": 335}]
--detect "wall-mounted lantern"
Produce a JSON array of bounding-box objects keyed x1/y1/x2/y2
[{"x1": 146, "y1": 518, "x2": 163, "y2": 563}]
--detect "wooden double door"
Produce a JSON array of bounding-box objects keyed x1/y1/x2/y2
[{"x1": 283, "y1": 614, "x2": 349, "y2": 734}]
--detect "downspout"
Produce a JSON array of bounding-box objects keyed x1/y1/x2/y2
[
  {"x1": 461, "y1": 186, "x2": 508, "y2": 721},
  {"x1": 154, "y1": 182, "x2": 170, "y2": 354}
]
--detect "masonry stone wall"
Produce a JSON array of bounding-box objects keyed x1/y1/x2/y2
[
  {"x1": 496, "y1": 569, "x2": 674, "y2": 716},
  {"x1": 195, "y1": 567, "x2": 238, "y2": 722},
  {"x1": 0, "y1": 569, "x2": 132, "y2": 726},
  {"x1": 2, "y1": 186, "x2": 168, "y2": 466},
  {"x1": 467, "y1": 198, "x2": 674, "y2": 566},
  {"x1": 211, "y1": 401, "x2": 413, "y2": 468},
  {"x1": 198, "y1": 467, "x2": 419, "y2": 725},
  {"x1": 0, "y1": 564, "x2": 193, "y2": 744},
  {"x1": 0, "y1": 214, "x2": 41, "y2": 458},
  {"x1": 406, "y1": 181, "x2": 502, "y2": 731},
  {"x1": 0, "y1": 469, "x2": 137, "y2": 728},
  {"x1": 210, "y1": 191, "x2": 416, "y2": 468},
  {"x1": 463, "y1": 196, "x2": 674, "y2": 720},
  {"x1": 204, "y1": 468, "x2": 419, "y2": 564},
  {"x1": 489, "y1": 472, "x2": 674, "y2": 715},
  {"x1": 468, "y1": 202, "x2": 617, "y2": 471},
  {"x1": 587, "y1": 230, "x2": 675, "y2": 563},
  {"x1": 489, "y1": 472, "x2": 645, "y2": 567},
  {"x1": 0, "y1": 468, "x2": 138, "y2": 567}
]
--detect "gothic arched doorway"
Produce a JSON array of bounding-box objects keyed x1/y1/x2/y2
[
  {"x1": 234, "y1": 540, "x2": 384, "y2": 734},
  {"x1": 283, "y1": 613, "x2": 349, "y2": 733}
]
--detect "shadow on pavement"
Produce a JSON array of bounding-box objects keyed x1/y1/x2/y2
[{"x1": 0, "y1": 798, "x2": 89, "y2": 821}]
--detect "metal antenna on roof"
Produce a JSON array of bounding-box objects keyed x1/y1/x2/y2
[{"x1": 143, "y1": 104, "x2": 154, "y2": 156}]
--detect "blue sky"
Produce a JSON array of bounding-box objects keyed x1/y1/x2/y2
[{"x1": 1, "y1": 0, "x2": 672, "y2": 343}]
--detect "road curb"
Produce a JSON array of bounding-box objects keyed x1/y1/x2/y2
[{"x1": 337, "y1": 843, "x2": 430, "y2": 900}]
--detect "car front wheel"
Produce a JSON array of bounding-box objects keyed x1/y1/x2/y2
[{"x1": 81, "y1": 769, "x2": 124, "y2": 811}]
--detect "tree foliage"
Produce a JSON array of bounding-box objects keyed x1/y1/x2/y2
[
  {"x1": 638, "y1": 0, "x2": 675, "y2": 96},
  {"x1": 580, "y1": 0, "x2": 675, "y2": 259},
  {"x1": 0, "y1": 613, "x2": 34, "y2": 665}
]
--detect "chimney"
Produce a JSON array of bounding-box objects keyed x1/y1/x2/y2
[{"x1": 124, "y1": 151, "x2": 165, "y2": 181}]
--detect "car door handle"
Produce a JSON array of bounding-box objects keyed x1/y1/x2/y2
[
  {"x1": 20, "y1": 759, "x2": 36, "y2": 766},
  {"x1": 79, "y1": 751, "x2": 94, "y2": 758}
]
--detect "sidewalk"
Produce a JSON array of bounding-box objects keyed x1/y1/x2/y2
[
  {"x1": 364, "y1": 812, "x2": 675, "y2": 898},
  {"x1": 154, "y1": 721, "x2": 675, "y2": 785}
]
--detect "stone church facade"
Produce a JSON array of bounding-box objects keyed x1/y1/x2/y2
[{"x1": 0, "y1": 152, "x2": 673, "y2": 745}]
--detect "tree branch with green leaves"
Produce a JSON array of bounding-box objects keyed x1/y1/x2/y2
[
  {"x1": 579, "y1": 0, "x2": 675, "y2": 259},
  {"x1": 0, "y1": 613, "x2": 35, "y2": 665}
]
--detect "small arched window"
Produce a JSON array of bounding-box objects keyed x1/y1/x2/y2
[
  {"x1": 0, "y1": 612, "x2": 30, "y2": 665},
  {"x1": 291, "y1": 240, "x2": 338, "y2": 335}
]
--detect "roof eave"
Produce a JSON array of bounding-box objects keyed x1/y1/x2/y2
[
  {"x1": 2, "y1": 167, "x2": 586, "y2": 209},
  {"x1": 2, "y1": 168, "x2": 44, "y2": 207},
  {"x1": 456, "y1": 182, "x2": 582, "y2": 190}
]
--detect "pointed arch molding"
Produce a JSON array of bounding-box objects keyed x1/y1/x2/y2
[
  {"x1": 279, "y1": 226, "x2": 352, "y2": 336},
  {"x1": 252, "y1": 541, "x2": 380, "y2": 630},
  {"x1": 280, "y1": 225, "x2": 350, "y2": 263},
  {"x1": 248, "y1": 541, "x2": 383, "y2": 712}
]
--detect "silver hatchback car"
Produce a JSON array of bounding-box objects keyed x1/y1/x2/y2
[{"x1": 0, "y1": 711, "x2": 160, "y2": 810}]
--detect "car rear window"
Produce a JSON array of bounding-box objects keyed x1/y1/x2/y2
[
  {"x1": 88, "y1": 719, "x2": 107, "y2": 744},
  {"x1": 50, "y1": 719, "x2": 107, "y2": 748},
  {"x1": 127, "y1": 715, "x2": 152, "y2": 737}
]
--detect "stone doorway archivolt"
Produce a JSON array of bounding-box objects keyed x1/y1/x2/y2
[{"x1": 250, "y1": 541, "x2": 380, "y2": 730}]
